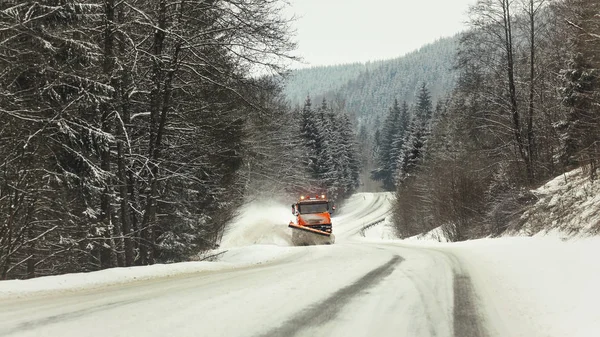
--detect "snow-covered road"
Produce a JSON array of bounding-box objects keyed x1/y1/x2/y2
[{"x1": 1, "y1": 193, "x2": 599, "y2": 337}]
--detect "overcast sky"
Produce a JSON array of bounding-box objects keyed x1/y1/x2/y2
[{"x1": 284, "y1": 0, "x2": 477, "y2": 68}]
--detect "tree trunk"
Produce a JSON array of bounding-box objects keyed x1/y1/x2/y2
[
  {"x1": 112, "y1": 0, "x2": 134, "y2": 267},
  {"x1": 140, "y1": 0, "x2": 168, "y2": 265},
  {"x1": 502, "y1": 0, "x2": 531, "y2": 182},
  {"x1": 1, "y1": 193, "x2": 15, "y2": 280},
  {"x1": 527, "y1": 0, "x2": 536, "y2": 182},
  {"x1": 26, "y1": 228, "x2": 35, "y2": 279},
  {"x1": 101, "y1": 0, "x2": 119, "y2": 268}
]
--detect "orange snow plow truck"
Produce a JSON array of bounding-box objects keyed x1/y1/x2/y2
[{"x1": 289, "y1": 194, "x2": 335, "y2": 245}]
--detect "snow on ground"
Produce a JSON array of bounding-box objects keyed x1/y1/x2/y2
[
  {"x1": 0, "y1": 260, "x2": 223, "y2": 299},
  {"x1": 380, "y1": 235, "x2": 600, "y2": 337},
  {"x1": 508, "y1": 168, "x2": 600, "y2": 237},
  {"x1": 0, "y1": 198, "x2": 301, "y2": 300},
  {"x1": 360, "y1": 216, "x2": 397, "y2": 240},
  {"x1": 0, "y1": 244, "x2": 298, "y2": 300},
  {"x1": 451, "y1": 236, "x2": 600, "y2": 337},
  {"x1": 333, "y1": 192, "x2": 394, "y2": 239},
  {"x1": 0, "y1": 198, "x2": 300, "y2": 300},
  {"x1": 405, "y1": 225, "x2": 452, "y2": 242},
  {"x1": 360, "y1": 197, "x2": 600, "y2": 337}
]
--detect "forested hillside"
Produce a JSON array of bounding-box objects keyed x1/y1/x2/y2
[
  {"x1": 375, "y1": 0, "x2": 600, "y2": 241},
  {"x1": 284, "y1": 36, "x2": 459, "y2": 124},
  {"x1": 284, "y1": 37, "x2": 460, "y2": 189},
  {"x1": 0, "y1": 1, "x2": 361, "y2": 280},
  {"x1": 283, "y1": 63, "x2": 367, "y2": 106},
  {"x1": 339, "y1": 36, "x2": 459, "y2": 126}
]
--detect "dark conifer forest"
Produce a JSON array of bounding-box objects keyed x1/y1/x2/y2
[{"x1": 0, "y1": 1, "x2": 361, "y2": 279}]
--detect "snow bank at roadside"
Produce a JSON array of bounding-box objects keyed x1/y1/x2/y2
[
  {"x1": 402, "y1": 168, "x2": 600, "y2": 242},
  {"x1": 368, "y1": 173, "x2": 600, "y2": 337},
  {"x1": 406, "y1": 225, "x2": 451, "y2": 242},
  {"x1": 0, "y1": 245, "x2": 296, "y2": 300},
  {"x1": 508, "y1": 168, "x2": 600, "y2": 237},
  {"x1": 388, "y1": 235, "x2": 600, "y2": 337}
]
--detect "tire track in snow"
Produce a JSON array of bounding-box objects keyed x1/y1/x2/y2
[
  {"x1": 439, "y1": 249, "x2": 489, "y2": 337},
  {"x1": 453, "y1": 273, "x2": 489, "y2": 337},
  {"x1": 256, "y1": 255, "x2": 403, "y2": 337},
  {"x1": 0, "y1": 299, "x2": 142, "y2": 336}
]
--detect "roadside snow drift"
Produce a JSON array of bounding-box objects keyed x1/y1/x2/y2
[
  {"x1": 0, "y1": 245, "x2": 298, "y2": 300},
  {"x1": 509, "y1": 168, "x2": 600, "y2": 237}
]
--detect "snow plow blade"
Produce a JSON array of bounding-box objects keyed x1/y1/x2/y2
[
  {"x1": 288, "y1": 222, "x2": 331, "y2": 236},
  {"x1": 289, "y1": 222, "x2": 335, "y2": 245}
]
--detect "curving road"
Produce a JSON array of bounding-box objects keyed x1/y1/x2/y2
[{"x1": 0, "y1": 193, "x2": 487, "y2": 337}]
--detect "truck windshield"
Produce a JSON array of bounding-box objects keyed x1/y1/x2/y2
[{"x1": 298, "y1": 202, "x2": 328, "y2": 214}]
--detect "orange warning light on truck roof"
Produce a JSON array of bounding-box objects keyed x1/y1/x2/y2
[{"x1": 299, "y1": 194, "x2": 327, "y2": 201}]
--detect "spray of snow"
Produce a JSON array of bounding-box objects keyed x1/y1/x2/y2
[{"x1": 219, "y1": 200, "x2": 296, "y2": 248}]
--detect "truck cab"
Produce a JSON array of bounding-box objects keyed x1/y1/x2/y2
[{"x1": 291, "y1": 195, "x2": 333, "y2": 235}]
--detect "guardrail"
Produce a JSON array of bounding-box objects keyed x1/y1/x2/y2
[{"x1": 358, "y1": 217, "x2": 388, "y2": 237}]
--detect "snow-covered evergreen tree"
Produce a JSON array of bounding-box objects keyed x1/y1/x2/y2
[
  {"x1": 339, "y1": 113, "x2": 362, "y2": 196},
  {"x1": 296, "y1": 98, "x2": 361, "y2": 199},
  {"x1": 300, "y1": 97, "x2": 325, "y2": 182},
  {"x1": 389, "y1": 101, "x2": 410, "y2": 179},
  {"x1": 396, "y1": 84, "x2": 433, "y2": 183},
  {"x1": 372, "y1": 100, "x2": 401, "y2": 190}
]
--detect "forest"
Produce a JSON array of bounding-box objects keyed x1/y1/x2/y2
[
  {"x1": 2, "y1": 0, "x2": 598, "y2": 280},
  {"x1": 372, "y1": 0, "x2": 600, "y2": 240},
  {"x1": 0, "y1": 1, "x2": 360, "y2": 280}
]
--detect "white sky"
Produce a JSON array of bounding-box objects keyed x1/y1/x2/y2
[{"x1": 284, "y1": 0, "x2": 477, "y2": 68}]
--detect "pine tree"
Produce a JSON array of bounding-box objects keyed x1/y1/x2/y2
[
  {"x1": 396, "y1": 84, "x2": 433, "y2": 183},
  {"x1": 339, "y1": 113, "x2": 362, "y2": 196},
  {"x1": 416, "y1": 83, "x2": 433, "y2": 121},
  {"x1": 389, "y1": 101, "x2": 410, "y2": 179},
  {"x1": 320, "y1": 100, "x2": 343, "y2": 196},
  {"x1": 372, "y1": 99, "x2": 404, "y2": 190},
  {"x1": 299, "y1": 96, "x2": 325, "y2": 182},
  {"x1": 373, "y1": 126, "x2": 382, "y2": 156}
]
